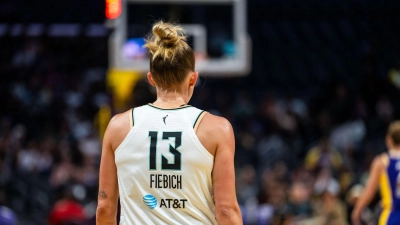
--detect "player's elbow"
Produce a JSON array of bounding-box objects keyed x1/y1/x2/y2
[
  {"x1": 96, "y1": 203, "x2": 117, "y2": 223},
  {"x1": 96, "y1": 204, "x2": 112, "y2": 215},
  {"x1": 215, "y1": 203, "x2": 242, "y2": 224}
]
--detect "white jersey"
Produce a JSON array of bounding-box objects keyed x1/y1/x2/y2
[{"x1": 115, "y1": 104, "x2": 217, "y2": 225}]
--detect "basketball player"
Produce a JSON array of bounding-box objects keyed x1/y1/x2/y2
[
  {"x1": 352, "y1": 121, "x2": 400, "y2": 225},
  {"x1": 96, "y1": 21, "x2": 242, "y2": 224}
]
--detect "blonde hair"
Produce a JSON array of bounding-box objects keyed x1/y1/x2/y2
[
  {"x1": 144, "y1": 21, "x2": 195, "y2": 89},
  {"x1": 388, "y1": 121, "x2": 400, "y2": 145}
]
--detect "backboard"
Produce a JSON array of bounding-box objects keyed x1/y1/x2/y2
[{"x1": 106, "y1": 0, "x2": 251, "y2": 76}]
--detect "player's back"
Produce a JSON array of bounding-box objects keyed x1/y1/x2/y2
[
  {"x1": 380, "y1": 153, "x2": 400, "y2": 225},
  {"x1": 381, "y1": 154, "x2": 400, "y2": 209},
  {"x1": 115, "y1": 104, "x2": 217, "y2": 225}
]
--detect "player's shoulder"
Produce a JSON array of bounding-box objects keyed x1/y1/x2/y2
[
  {"x1": 104, "y1": 109, "x2": 133, "y2": 150},
  {"x1": 201, "y1": 112, "x2": 233, "y2": 136},
  {"x1": 107, "y1": 109, "x2": 132, "y2": 132},
  {"x1": 110, "y1": 109, "x2": 131, "y2": 123},
  {"x1": 371, "y1": 153, "x2": 389, "y2": 170}
]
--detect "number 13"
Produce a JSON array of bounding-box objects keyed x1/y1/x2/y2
[{"x1": 148, "y1": 131, "x2": 182, "y2": 170}]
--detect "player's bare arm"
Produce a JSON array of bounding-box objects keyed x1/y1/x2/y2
[
  {"x1": 199, "y1": 113, "x2": 242, "y2": 224},
  {"x1": 96, "y1": 111, "x2": 131, "y2": 225},
  {"x1": 352, "y1": 155, "x2": 384, "y2": 225}
]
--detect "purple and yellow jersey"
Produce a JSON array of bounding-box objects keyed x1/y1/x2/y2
[{"x1": 379, "y1": 153, "x2": 400, "y2": 225}]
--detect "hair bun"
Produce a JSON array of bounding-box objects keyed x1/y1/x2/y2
[
  {"x1": 143, "y1": 21, "x2": 195, "y2": 88},
  {"x1": 152, "y1": 21, "x2": 184, "y2": 47},
  {"x1": 144, "y1": 21, "x2": 190, "y2": 61}
]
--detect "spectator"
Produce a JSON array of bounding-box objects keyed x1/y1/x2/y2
[
  {"x1": 48, "y1": 185, "x2": 87, "y2": 225},
  {"x1": 376, "y1": 95, "x2": 394, "y2": 123},
  {"x1": 388, "y1": 60, "x2": 400, "y2": 90},
  {"x1": 286, "y1": 181, "x2": 313, "y2": 220},
  {"x1": 0, "y1": 205, "x2": 17, "y2": 225},
  {"x1": 0, "y1": 189, "x2": 17, "y2": 225},
  {"x1": 304, "y1": 136, "x2": 343, "y2": 172},
  {"x1": 314, "y1": 179, "x2": 348, "y2": 225}
]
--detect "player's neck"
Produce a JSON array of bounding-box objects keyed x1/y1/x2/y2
[
  {"x1": 154, "y1": 91, "x2": 188, "y2": 108},
  {"x1": 153, "y1": 83, "x2": 193, "y2": 108}
]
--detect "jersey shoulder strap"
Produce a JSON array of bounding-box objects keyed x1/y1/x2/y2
[
  {"x1": 179, "y1": 106, "x2": 207, "y2": 129},
  {"x1": 131, "y1": 105, "x2": 152, "y2": 127},
  {"x1": 130, "y1": 108, "x2": 134, "y2": 128},
  {"x1": 194, "y1": 111, "x2": 208, "y2": 132}
]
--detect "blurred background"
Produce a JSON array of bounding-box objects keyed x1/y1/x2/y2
[{"x1": 1, "y1": 0, "x2": 400, "y2": 224}]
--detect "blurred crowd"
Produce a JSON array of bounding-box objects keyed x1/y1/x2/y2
[
  {"x1": 193, "y1": 80, "x2": 395, "y2": 225},
  {"x1": 1, "y1": 34, "x2": 400, "y2": 225},
  {"x1": 0, "y1": 36, "x2": 107, "y2": 224}
]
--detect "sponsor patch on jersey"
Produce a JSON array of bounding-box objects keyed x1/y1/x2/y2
[
  {"x1": 143, "y1": 194, "x2": 157, "y2": 210},
  {"x1": 143, "y1": 194, "x2": 188, "y2": 209}
]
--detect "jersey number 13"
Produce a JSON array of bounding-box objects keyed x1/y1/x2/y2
[{"x1": 148, "y1": 131, "x2": 182, "y2": 170}]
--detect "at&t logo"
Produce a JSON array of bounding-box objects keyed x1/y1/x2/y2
[{"x1": 143, "y1": 194, "x2": 157, "y2": 210}]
